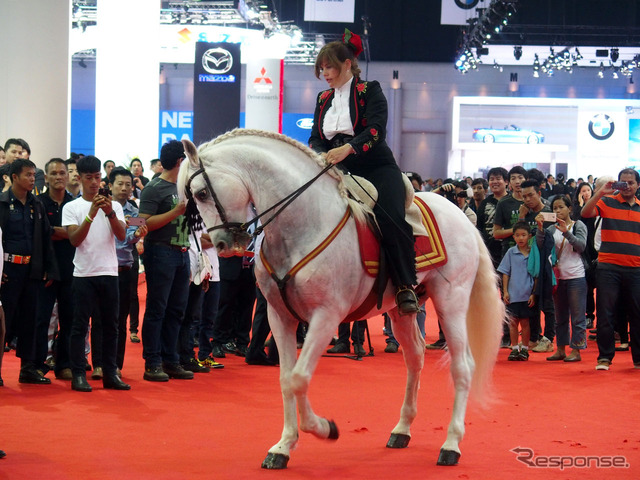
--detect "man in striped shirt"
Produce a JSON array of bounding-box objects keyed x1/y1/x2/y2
[{"x1": 581, "y1": 168, "x2": 640, "y2": 371}]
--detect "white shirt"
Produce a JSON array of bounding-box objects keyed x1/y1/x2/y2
[
  {"x1": 322, "y1": 76, "x2": 355, "y2": 140},
  {"x1": 553, "y1": 227, "x2": 585, "y2": 280},
  {"x1": 188, "y1": 228, "x2": 220, "y2": 283},
  {"x1": 62, "y1": 197, "x2": 125, "y2": 277}
]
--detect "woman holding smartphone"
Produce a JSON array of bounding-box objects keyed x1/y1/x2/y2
[{"x1": 536, "y1": 196, "x2": 588, "y2": 362}]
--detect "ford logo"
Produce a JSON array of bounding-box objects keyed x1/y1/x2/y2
[{"x1": 296, "y1": 118, "x2": 314, "y2": 129}]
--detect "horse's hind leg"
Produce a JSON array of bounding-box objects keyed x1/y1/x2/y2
[
  {"x1": 386, "y1": 309, "x2": 425, "y2": 449},
  {"x1": 262, "y1": 310, "x2": 300, "y2": 469},
  {"x1": 435, "y1": 296, "x2": 474, "y2": 466}
]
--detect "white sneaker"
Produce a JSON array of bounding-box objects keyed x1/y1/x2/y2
[{"x1": 532, "y1": 336, "x2": 553, "y2": 352}]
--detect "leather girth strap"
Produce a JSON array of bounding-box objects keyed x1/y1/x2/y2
[{"x1": 260, "y1": 207, "x2": 374, "y2": 324}]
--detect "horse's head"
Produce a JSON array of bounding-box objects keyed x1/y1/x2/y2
[{"x1": 179, "y1": 138, "x2": 252, "y2": 257}]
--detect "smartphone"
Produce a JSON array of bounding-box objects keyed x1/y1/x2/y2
[
  {"x1": 98, "y1": 187, "x2": 111, "y2": 197},
  {"x1": 129, "y1": 217, "x2": 146, "y2": 227},
  {"x1": 540, "y1": 212, "x2": 557, "y2": 222},
  {"x1": 612, "y1": 181, "x2": 629, "y2": 190}
]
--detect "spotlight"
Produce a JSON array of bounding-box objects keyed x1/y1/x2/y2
[
  {"x1": 598, "y1": 62, "x2": 604, "y2": 78},
  {"x1": 574, "y1": 48, "x2": 583, "y2": 61},
  {"x1": 611, "y1": 48, "x2": 619, "y2": 63},
  {"x1": 533, "y1": 53, "x2": 540, "y2": 77},
  {"x1": 513, "y1": 46, "x2": 522, "y2": 61}
]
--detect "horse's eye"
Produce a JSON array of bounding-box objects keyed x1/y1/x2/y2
[{"x1": 195, "y1": 189, "x2": 208, "y2": 201}]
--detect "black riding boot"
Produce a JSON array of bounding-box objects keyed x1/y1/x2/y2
[{"x1": 396, "y1": 287, "x2": 420, "y2": 315}]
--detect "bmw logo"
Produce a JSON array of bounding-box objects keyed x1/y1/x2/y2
[
  {"x1": 588, "y1": 114, "x2": 615, "y2": 140},
  {"x1": 455, "y1": 0, "x2": 480, "y2": 9}
]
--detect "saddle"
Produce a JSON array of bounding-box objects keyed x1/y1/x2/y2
[
  {"x1": 339, "y1": 174, "x2": 448, "y2": 322},
  {"x1": 342, "y1": 174, "x2": 429, "y2": 238},
  {"x1": 259, "y1": 173, "x2": 447, "y2": 324},
  {"x1": 343, "y1": 173, "x2": 446, "y2": 274}
]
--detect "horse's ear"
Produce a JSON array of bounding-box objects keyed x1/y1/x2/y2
[{"x1": 182, "y1": 139, "x2": 200, "y2": 169}]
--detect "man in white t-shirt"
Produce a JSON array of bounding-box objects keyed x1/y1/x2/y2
[{"x1": 62, "y1": 155, "x2": 129, "y2": 392}]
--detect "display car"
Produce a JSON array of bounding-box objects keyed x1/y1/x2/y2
[{"x1": 472, "y1": 125, "x2": 545, "y2": 144}]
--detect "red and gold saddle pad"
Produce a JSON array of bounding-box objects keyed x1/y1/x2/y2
[{"x1": 355, "y1": 196, "x2": 447, "y2": 277}]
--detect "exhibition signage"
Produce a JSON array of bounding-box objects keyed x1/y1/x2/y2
[
  {"x1": 304, "y1": 0, "x2": 355, "y2": 23},
  {"x1": 244, "y1": 58, "x2": 284, "y2": 133},
  {"x1": 193, "y1": 42, "x2": 241, "y2": 144},
  {"x1": 440, "y1": 0, "x2": 490, "y2": 26},
  {"x1": 159, "y1": 111, "x2": 193, "y2": 152}
]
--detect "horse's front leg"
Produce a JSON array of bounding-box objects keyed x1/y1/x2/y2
[
  {"x1": 261, "y1": 309, "x2": 300, "y2": 470},
  {"x1": 290, "y1": 310, "x2": 342, "y2": 441},
  {"x1": 386, "y1": 308, "x2": 425, "y2": 448}
]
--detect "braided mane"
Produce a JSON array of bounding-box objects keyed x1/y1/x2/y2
[{"x1": 197, "y1": 128, "x2": 371, "y2": 224}]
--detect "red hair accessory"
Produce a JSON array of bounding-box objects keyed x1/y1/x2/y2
[{"x1": 342, "y1": 29, "x2": 363, "y2": 58}]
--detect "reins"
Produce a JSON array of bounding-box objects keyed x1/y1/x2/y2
[
  {"x1": 243, "y1": 163, "x2": 335, "y2": 237},
  {"x1": 185, "y1": 156, "x2": 334, "y2": 241}
]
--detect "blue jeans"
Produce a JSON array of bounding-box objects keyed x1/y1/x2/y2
[
  {"x1": 141, "y1": 244, "x2": 190, "y2": 367},
  {"x1": 384, "y1": 308, "x2": 426, "y2": 346},
  {"x1": 596, "y1": 265, "x2": 640, "y2": 364},
  {"x1": 179, "y1": 282, "x2": 204, "y2": 364},
  {"x1": 553, "y1": 277, "x2": 587, "y2": 349},
  {"x1": 530, "y1": 295, "x2": 555, "y2": 342}
]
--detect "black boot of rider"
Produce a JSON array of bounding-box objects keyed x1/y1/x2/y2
[{"x1": 396, "y1": 287, "x2": 420, "y2": 315}]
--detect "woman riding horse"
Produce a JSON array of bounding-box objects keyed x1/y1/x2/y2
[{"x1": 309, "y1": 30, "x2": 419, "y2": 314}]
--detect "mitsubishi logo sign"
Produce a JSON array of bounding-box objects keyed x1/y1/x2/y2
[{"x1": 202, "y1": 48, "x2": 233, "y2": 74}]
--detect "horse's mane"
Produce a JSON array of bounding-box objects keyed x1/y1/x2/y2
[{"x1": 197, "y1": 128, "x2": 372, "y2": 225}]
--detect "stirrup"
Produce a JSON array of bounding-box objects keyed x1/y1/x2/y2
[{"x1": 395, "y1": 287, "x2": 419, "y2": 315}]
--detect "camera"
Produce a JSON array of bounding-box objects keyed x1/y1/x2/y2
[
  {"x1": 98, "y1": 187, "x2": 112, "y2": 197},
  {"x1": 611, "y1": 181, "x2": 629, "y2": 191}
]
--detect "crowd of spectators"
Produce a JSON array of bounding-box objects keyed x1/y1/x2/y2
[
  {"x1": 408, "y1": 166, "x2": 640, "y2": 370},
  {"x1": 1, "y1": 135, "x2": 638, "y2": 398}
]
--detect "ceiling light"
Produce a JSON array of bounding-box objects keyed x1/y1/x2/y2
[
  {"x1": 611, "y1": 48, "x2": 619, "y2": 63},
  {"x1": 513, "y1": 46, "x2": 522, "y2": 60}
]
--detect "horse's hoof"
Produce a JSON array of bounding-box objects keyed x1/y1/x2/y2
[
  {"x1": 437, "y1": 448, "x2": 461, "y2": 466},
  {"x1": 261, "y1": 452, "x2": 289, "y2": 469},
  {"x1": 327, "y1": 419, "x2": 339, "y2": 440},
  {"x1": 386, "y1": 433, "x2": 411, "y2": 448}
]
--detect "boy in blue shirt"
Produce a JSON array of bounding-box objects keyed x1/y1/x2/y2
[{"x1": 498, "y1": 222, "x2": 537, "y2": 361}]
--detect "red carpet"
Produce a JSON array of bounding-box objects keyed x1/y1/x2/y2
[{"x1": 1, "y1": 277, "x2": 639, "y2": 479}]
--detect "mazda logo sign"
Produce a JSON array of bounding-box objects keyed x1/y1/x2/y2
[{"x1": 202, "y1": 48, "x2": 233, "y2": 74}]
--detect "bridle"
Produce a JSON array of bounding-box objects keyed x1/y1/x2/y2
[
  {"x1": 184, "y1": 155, "x2": 249, "y2": 246},
  {"x1": 184, "y1": 154, "x2": 335, "y2": 243}
]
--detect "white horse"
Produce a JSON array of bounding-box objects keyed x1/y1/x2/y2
[{"x1": 178, "y1": 129, "x2": 504, "y2": 469}]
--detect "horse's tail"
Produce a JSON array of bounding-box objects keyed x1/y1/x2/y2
[{"x1": 467, "y1": 229, "x2": 505, "y2": 403}]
